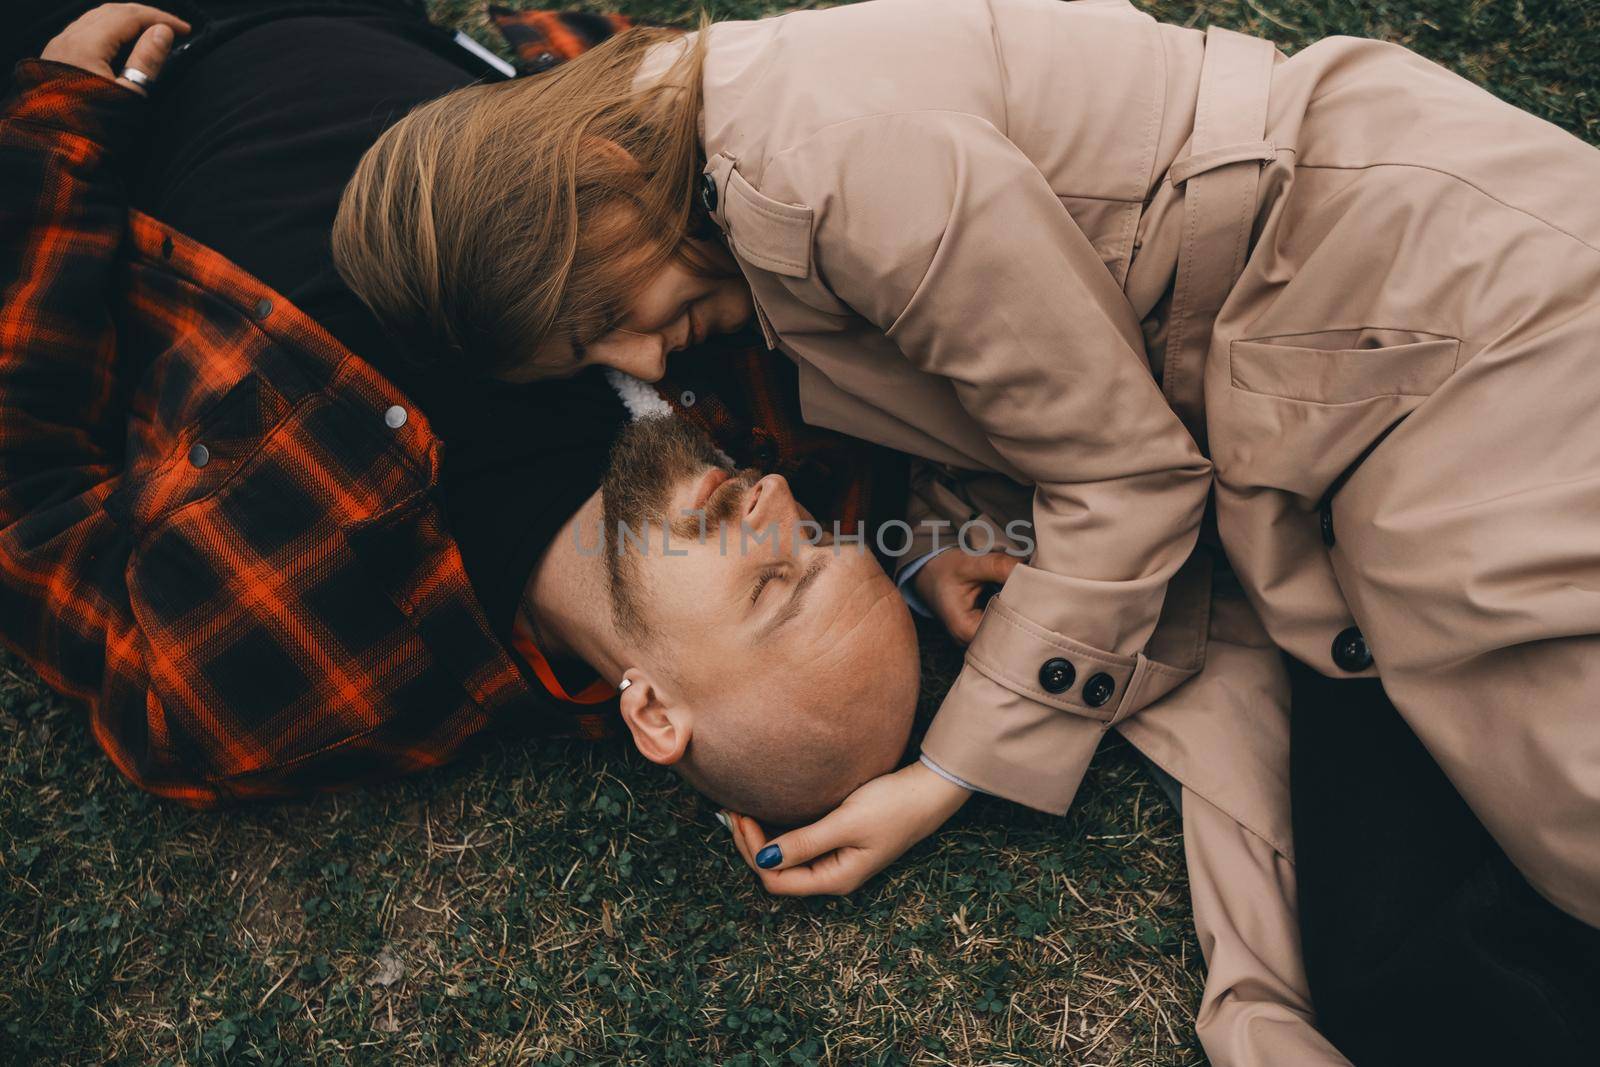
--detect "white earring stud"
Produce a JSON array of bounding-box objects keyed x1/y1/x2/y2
[{"x1": 618, "y1": 678, "x2": 632, "y2": 692}]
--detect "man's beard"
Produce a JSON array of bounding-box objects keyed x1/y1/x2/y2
[
  {"x1": 601, "y1": 415, "x2": 742, "y2": 534},
  {"x1": 599, "y1": 415, "x2": 751, "y2": 635}
]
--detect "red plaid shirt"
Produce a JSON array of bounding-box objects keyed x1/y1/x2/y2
[
  {"x1": 0, "y1": 22, "x2": 901, "y2": 807},
  {"x1": 0, "y1": 58, "x2": 575, "y2": 806}
]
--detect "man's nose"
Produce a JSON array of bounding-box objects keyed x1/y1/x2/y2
[{"x1": 744, "y1": 473, "x2": 797, "y2": 527}]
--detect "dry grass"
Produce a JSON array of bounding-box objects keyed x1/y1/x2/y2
[{"x1": 3, "y1": 618, "x2": 1204, "y2": 1065}]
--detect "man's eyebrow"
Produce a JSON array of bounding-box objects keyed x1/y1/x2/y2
[{"x1": 755, "y1": 554, "x2": 830, "y2": 641}]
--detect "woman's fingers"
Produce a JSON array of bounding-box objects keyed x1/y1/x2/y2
[
  {"x1": 755, "y1": 847, "x2": 873, "y2": 897},
  {"x1": 116, "y1": 21, "x2": 177, "y2": 95},
  {"x1": 739, "y1": 812, "x2": 870, "y2": 895},
  {"x1": 725, "y1": 811, "x2": 874, "y2": 895},
  {"x1": 941, "y1": 552, "x2": 1019, "y2": 643},
  {"x1": 942, "y1": 580, "x2": 985, "y2": 642},
  {"x1": 981, "y1": 551, "x2": 1021, "y2": 582},
  {"x1": 722, "y1": 811, "x2": 761, "y2": 869},
  {"x1": 947, "y1": 607, "x2": 981, "y2": 644},
  {"x1": 745, "y1": 808, "x2": 856, "y2": 873}
]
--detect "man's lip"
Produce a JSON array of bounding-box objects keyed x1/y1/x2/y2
[
  {"x1": 691, "y1": 467, "x2": 731, "y2": 511},
  {"x1": 688, "y1": 306, "x2": 705, "y2": 347}
]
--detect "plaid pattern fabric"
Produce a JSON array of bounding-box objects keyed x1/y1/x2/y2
[
  {"x1": 488, "y1": 6, "x2": 636, "y2": 73},
  {"x1": 0, "y1": 59, "x2": 586, "y2": 805},
  {"x1": 0, "y1": 62, "x2": 560, "y2": 806},
  {"x1": 0, "y1": 11, "x2": 901, "y2": 807}
]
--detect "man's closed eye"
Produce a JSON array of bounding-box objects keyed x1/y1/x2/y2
[{"x1": 754, "y1": 554, "x2": 829, "y2": 640}]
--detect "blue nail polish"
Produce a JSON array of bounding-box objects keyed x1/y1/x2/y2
[{"x1": 756, "y1": 844, "x2": 782, "y2": 869}]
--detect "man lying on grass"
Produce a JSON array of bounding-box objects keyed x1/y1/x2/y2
[
  {"x1": 525, "y1": 415, "x2": 922, "y2": 826},
  {"x1": 591, "y1": 417, "x2": 1348, "y2": 1067},
  {"x1": 2, "y1": 0, "x2": 911, "y2": 813}
]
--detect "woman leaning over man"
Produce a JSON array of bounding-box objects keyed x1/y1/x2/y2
[{"x1": 333, "y1": 0, "x2": 1600, "y2": 1061}]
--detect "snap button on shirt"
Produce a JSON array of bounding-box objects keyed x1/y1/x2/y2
[
  {"x1": 1083, "y1": 672, "x2": 1116, "y2": 708},
  {"x1": 384, "y1": 405, "x2": 408, "y2": 430},
  {"x1": 188, "y1": 442, "x2": 210, "y2": 469},
  {"x1": 252, "y1": 297, "x2": 272, "y2": 320},
  {"x1": 1039, "y1": 657, "x2": 1076, "y2": 694},
  {"x1": 700, "y1": 173, "x2": 718, "y2": 215},
  {"x1": 1332, "y1": 626, "x2": 1374, "y2": 672}
]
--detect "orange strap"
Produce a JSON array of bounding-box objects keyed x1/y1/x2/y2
[{"x1": 509, "y1": 627, "x2": 618, "y2": 705}]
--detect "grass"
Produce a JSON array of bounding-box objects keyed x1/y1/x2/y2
[
  {"x1": 2, "y1": 1, "x2": 1596, "y2": 1064},
  {"x1": 2, "y1": 628, "x2": 1200, "y2": 1065}
]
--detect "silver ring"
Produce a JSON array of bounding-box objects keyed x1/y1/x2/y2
[{"x1": 121, "y1": 66, "x2": 152, "y2": 88}]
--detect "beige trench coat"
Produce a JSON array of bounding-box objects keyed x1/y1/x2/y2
[
  {"x1": 902, "y1": 473, "x2": 1353, "y2": 1067},
  {"x1": 645, "y1": 0, "x2": 1600, "y2": 940}
]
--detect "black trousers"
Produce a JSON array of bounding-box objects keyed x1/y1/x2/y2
[{"x1": 1288, "y1": 659, "x2": 1600, "y2": 1066}]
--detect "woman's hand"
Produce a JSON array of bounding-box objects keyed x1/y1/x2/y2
[
  {"x1": 41, "y1": 4, "x2": 191, "y2": 96},
  {"x1": 723, "y1": 761, "x2": 971, "y2": 896},
  {"x1": 912, "y1": 548, "x2": 1020, "y2": 644}
]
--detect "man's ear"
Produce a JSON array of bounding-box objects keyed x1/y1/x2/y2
[{"x1": 617, "y1": 668, "x2": 692, "y2": 766}]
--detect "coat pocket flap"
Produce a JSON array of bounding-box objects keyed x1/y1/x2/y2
[
  {"x1": 725, "y1": 167, "x2": 813, "y2": 279},
  {"x1": 1230, "y1": 333, "x2": 1461, "y2": 404}
]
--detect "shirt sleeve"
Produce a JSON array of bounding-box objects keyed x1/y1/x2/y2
[
  {"x1": 0, "y1": 61, "x2": 145, "y2": 521},
  {"x1": 0, "y1": 63, "x2": 227, "y2": 804},
  {"x1": 764, "y1": 110, "x2": 1212, "y2": 813},
  {"x1": 895, "y1": 546, "x2": 953, "y2": 618},
  {"x1": 918, "y1": 752, "x2": 982, "y2": 794}
]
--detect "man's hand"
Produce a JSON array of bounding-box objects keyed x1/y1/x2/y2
[
  {"x1": 723, "y1": 761, "x2": 971, "y2": 896},
  {"x1": 41, "y1": 4, "x2": 191, "y2": 96},
  {"x1": 912, "y1": 548, "x2": 1020, "y2": 644}
]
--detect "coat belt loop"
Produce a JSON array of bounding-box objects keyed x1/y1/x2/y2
[
  {"x1": 1160, "y1": 26, "x2": 1280, "y2": 454},
  {"x1": 1168, "y1": 140, "x2": 1278, "y2": 186},
  {"x1": 701, "y1": 152, "x2": 738, "y2": 235}
]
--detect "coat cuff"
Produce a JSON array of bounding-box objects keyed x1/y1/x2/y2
[
  {"x1": 964, "y1": 596, "x2": 1195, "y2": 722},
  {"x1": 919, "y1": 571, "x2": 1209, "y2": 815},
  {"x1": 920, "y1": 663, "x2": 1103, "y2": 815},
  {"x1": 6, "y1": 60, "x2": 146, "y2": 155}
]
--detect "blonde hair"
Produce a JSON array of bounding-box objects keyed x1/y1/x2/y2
[{"x1": 332, "y1": 20, "x2": 715, "y2": 377}]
